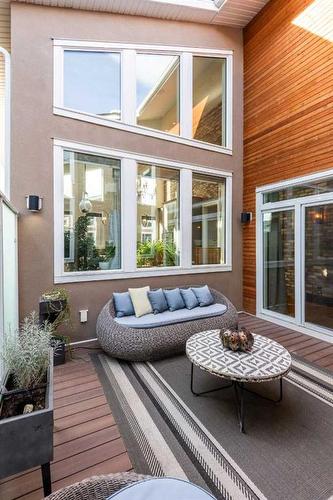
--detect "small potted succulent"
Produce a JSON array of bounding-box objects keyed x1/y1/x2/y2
[
  {"x1": 0, "y1": 312, "x2": 54, "y2": 495},
  {"x1": 39, "y1": 288, "x2": 72, "y2": 365}
]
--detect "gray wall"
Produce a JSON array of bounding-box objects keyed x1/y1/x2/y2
[{"x1": 11, "y1": 3, "x2": 243, "y2": 341}]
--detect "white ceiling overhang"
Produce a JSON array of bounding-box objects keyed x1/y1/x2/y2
[{"x1": 0, "y1": 0, "x2": 270, "y2": 42}]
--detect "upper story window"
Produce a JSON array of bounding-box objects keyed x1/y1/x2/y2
[
  {"x1": 192, "y1": 57, "x2": 226, "y2": 146},
  {"x1": 136, "y1": 54, "x2": 180, "y2": 135},
  {"x1": 54, "y1": 140, "x2": 232, "y2": 283},
  {"x1": 54, "y1": 41, "x2": 233, "y2": 152},
  {"x1": 64, "y1": 51, "x2": 121, "y2": 119}
]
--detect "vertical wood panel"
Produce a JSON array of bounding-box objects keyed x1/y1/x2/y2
[{"x1": 243, "y1": 0, "x2": 333, "y2": 313}]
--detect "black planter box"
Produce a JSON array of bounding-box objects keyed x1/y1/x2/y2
[
  {"x1": 53, "y1": 340, "x2": 66, "y2": 366},
  {"x1": 0, "y1": 351, "x2": 54, "y2": 495}
]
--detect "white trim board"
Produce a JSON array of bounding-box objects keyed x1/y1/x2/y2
[
  {"x1": 53, "y1": 41, "x2": 233, "y2": 153},
  {"x1": 54, "y1": 139, "x2": 233, "y2": 284},
  {"x1": 53, "y1": 39, "x2": 233, "y2": 55},
  {"x1": 53, "y1": 139, "x2": 233, "y2": 177},
  {"x1": 256, "y1": 168, "x2": 333, "y2": 194}
]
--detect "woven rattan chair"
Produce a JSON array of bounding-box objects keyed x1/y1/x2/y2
[
  {"x1": 45, "y1": 472, "x2": 150, "y2": 500},
  {"x1": 96, "y1": 286, "x2": 238, "y2": 361}
]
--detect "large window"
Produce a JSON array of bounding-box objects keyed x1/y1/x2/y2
[
  {"x1": 137, "y1": 164, "x2": 180, "y2": 268},
  {"x1": 192, "y1": 57, "x2": 226, "y2": 146},
  {"x1": 63, "y1": 151, "x2": 121, "y2": 272},
  {"x1": 136, "y1": 54, "x2": 180, "y2": 135},
  {"x1": 192, "y1": 173, "x2": 226, "y2": 265},
  {"x1": 55, "y1": 142, "x2": 232, "y2": 282},
  {"x1": 64, "y1": 51, "x2": 121, "y2": 119},
  {"x1": 55, "y1": 42, "x2": 232, "y2": 151}
]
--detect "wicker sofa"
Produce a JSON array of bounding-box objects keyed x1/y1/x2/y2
[
  {"x1": 45, "y1": 472, "x2": 149, "y2": 499},
  {"x1": 96, "y1": 286, "x2": 238, "y2": 362}
]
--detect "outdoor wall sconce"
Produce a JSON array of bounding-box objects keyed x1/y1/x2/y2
[
  {"x1": 241, "y1": 212, "x2": 252, "y2": 223},
  {"x1": 26, "y1": 195, "x2": 43, "y2": 212}
]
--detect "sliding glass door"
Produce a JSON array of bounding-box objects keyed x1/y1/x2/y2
[
  {"x1": 304, "y1": 202, "x2": 333, "y2": 331},
  {"x1": 258, "y1": 177, "x2": 333, "y2": 337}
]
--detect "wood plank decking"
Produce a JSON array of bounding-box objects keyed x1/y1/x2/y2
[
  {"x1": 1, "y1": 314, "x2": 332, "y2": 500},
  {"x1": 239, "y1": 313, "x2": 333, "y2": 371}
]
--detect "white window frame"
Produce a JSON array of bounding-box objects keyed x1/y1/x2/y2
[
  {"x1": 54, "y1": 139, "x2": 232, "y2": 283},
  {"x1": 53, "y1": 40, "x2": 233, "y2": 155},
  {"x1": 256, "y1": 168, "x2": 333, "y2": 342}
]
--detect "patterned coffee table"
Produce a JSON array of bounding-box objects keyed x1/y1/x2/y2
[{"x1": 186, "y1": 329, "x2": 292, "y2": 433}]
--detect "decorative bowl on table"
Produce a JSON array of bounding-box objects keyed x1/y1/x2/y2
[{"x1": 220, "y1": 327, "x2": 254, "y2": 352}]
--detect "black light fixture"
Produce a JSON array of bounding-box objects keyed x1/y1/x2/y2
[
  {"x1": 26, "y1": 195, "x2": 43, "y2": 212},
  {"x1": 241, "y1": 212, "x2": 252, "y2": 223}
]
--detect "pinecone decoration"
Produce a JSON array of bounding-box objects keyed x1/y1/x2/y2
[{"x1": 220, "y1": 327, "x2": 254, "y2": 352}]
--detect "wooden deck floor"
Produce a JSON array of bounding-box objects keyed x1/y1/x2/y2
[
  {"x1": 239, "y1": 313, "x2": 333, "y2": 371},
  {"x1": 1, "y1": 314, "x2": 332, "y2": 500}
]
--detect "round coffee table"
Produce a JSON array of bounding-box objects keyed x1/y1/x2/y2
[{"x1": 186, "y1": 330, "x2": 292, "y2": 433}]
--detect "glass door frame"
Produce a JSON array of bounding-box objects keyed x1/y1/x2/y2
[
  {"x1": 257, "y1": 188, "x2": 333, "y2": 338},
  {"x1": 301, "y1": 198, "x2": 333, "y2": 336}
]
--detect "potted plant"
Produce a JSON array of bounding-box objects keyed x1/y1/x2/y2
[
  {"x1": 98, "y1": 253, "x2": 110, "y2": 270},
  {"x1": 39, "y1": 288, "x2": 72, "y2": 365},
  {"x1": 98, "y1": 241, "x2": 116, "y2": 270},
  {"x1": 0, "y1": 312, "x2": 54, "y2": 495}
]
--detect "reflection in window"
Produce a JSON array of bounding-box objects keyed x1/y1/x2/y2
[
  {"x1": 64, "y1": 51, "x2": 121, "y2": 119},
  {"x1": 63, "y1": 151, "x2": 121, "y2": 272},
  {"x1": 192, "y1": 57, "x2": 226, "y2": 146},
  {"x1": 192, "y1": 173, "x2": 225, "y2": 265},
  {"x1": 136, "y1": 54, "x2": 180, "y2": 135},
  {"x1": 263, "y1": 178, "x2": 333, "y2": 203},
  {"x1": 137, "y1": 164, "x2": 180, "y2": 267}
]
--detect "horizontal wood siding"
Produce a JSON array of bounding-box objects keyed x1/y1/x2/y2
[{"x1": 243, "y1": 0, "x2": 333, "y2": 313}]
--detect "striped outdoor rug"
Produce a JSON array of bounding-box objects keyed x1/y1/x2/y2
[{"x1": 93, "y1": 353, "x2": 333, "y2": 500}]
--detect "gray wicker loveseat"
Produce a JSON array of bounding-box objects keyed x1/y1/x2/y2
[{"x1": 96, "y1": 286, "x2": 238, "y2": 362}]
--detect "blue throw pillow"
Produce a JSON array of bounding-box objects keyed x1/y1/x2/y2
[
  {"x1": 113, "y1": 292, "x2": 135, "y2": 318},
  {"x1": 180, "y1": 288, "x2": 199, "y2": 310},
  {"x1": 164, "y1": 288, "x2": 185, "y2": 311},
  {"x1": 191, "y1": 285, "x2": 214, "y2": 307},
  {"x1": 148, "y1": 289, "x2": 168, "y2": 314}
]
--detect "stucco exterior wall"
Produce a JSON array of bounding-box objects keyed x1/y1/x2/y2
[{"x1": 10, "y1": 3, "x2": 243, "y2": 341}]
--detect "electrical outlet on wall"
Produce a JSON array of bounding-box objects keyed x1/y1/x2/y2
[{"x1": 79, "y1": 310, "x2": 88, "y2": 323}]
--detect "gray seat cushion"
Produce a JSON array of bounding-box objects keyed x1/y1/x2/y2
[{"x1": 114, "y1": 303, "x2": 227, "y2": 329}]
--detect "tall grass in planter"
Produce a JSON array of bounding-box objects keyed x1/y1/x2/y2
[
  {"x1": 0, "y1": 312, "x2": 54, "y2": 496},
  {"x1": 2, "y1": 312, "x2": 53, "y2": 393}
]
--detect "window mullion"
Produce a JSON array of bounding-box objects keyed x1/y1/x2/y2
[
  {"x1": 225, "y1": 176, "x2": 232, "y2": 267},
  {"x1": 180, "y1": 53, "x2": 192, "y2": 139},
  {"x1": 180, "y1": 169, "x2": 192, "y2": 268},
  {"x1": 54, "y1": 145, "x2": 65, "y2": 277},
  {"x1": 121, "y1": 50, "x2": 136, "y2": 124},
  {"x1": 225, "y1": 54, "x2": 233, "y2": 150},
  {"x1": 121, "y1": 158, "x2": 137, "y2": 272}
]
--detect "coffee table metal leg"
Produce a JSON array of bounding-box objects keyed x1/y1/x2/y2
[
  {"x1": 190, "y1": 363, "x2": 233, "y2": 397},
  {"x1": 234, "y1": 382, "x2": 245, "y2": 433}
]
